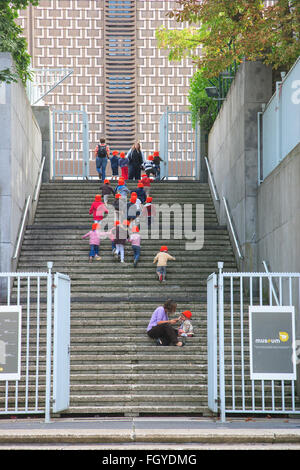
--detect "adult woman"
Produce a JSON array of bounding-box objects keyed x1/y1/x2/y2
[
  {"x1": 146, "y1": 299, "x2": 183, "y2": 347},
  {"x1": 126, "y1": 141, "x2": 144, "y2": 180}
]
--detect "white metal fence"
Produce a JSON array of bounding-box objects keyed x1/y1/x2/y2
[
  {"x1": 159, "y1": 109, "x2": 200, "y2": 179},
  {"x1": 52, "y1": 109, "x2": 89, "y2": 179},
  {"x1": 259, "y1": 56, "x2": 300, "y2": 182},
  {"x1": 208, "y1": 262, "x2": 300, "y2": 422},
  {"x1": 0, "y1": 263, "x2": 70, "y2": 422}
]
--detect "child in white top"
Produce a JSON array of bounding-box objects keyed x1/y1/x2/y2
[{"x1": 177, "y1": 310, "x2": 194, "y2": 337}]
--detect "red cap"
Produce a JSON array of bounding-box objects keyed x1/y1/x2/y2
[
  {"x1": 92, "y1": 223, "x2": 99, "y2": 230},
  {"x1": 120, "y1": 152, "x2": 125, "y2": 158},
  {"x1": 112, "y1": 150, "x2": 119, "y2": 156},
  {"x1": 137, "y1": 182, "x2": 144, "y2": 188},
  {"x1": 118, "y1": 178, "x2": 125, "y2": 185},
  {"x1": 95, "y1": 194, "x2": 101, "y2": 201},
  {"x1": 182, "y1": 310, "x2": 192, "y2": 320},
  {"x1": 104, "y1": 179, "x2": 109, "y2": 184},
  {"x1": 115, "y1": 193, "x2": 121, "y2": 199},
  {"x1": 146, "y1": 196, "x2": 152, "y2": 203},
  {"x1": 153, "y1": 151, "x2": 159, "y2": 157},
  {"x1": 148, "y1": 155, "x2": 154, "y2": 161},
  {"x1": 160, "y1": 246, "x2": 168, "y2": 252}
]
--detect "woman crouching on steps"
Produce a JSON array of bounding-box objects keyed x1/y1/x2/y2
[{"x1": 146, "y1": 299, "x2": 183, "y2": 347}]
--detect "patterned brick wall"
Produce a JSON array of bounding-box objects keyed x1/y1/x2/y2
[{"x1": 19, "y1": 0, "x2": 195, "y2": 169}]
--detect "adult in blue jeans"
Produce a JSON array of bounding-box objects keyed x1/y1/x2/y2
[{"x1": 94, "y1": 138, "x2": 110, "y2": 181}]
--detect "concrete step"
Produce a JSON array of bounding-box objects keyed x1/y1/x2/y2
[{"x1": 13, "y1": 180, "x2": 239, "y2": 417}]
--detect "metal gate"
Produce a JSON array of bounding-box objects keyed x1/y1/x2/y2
[
  {"x1": 52, "y1": 109, "x2": 89, "y2": 179},
  {"x1": 159, "y1": 108, "x2": 200, "y2": 179},
  {"x1": 208, "y1": 262, "x2": 300, "y2": 422},
  {"x1": 0, "y1": 263, "x2": 70, "y2": 422}
]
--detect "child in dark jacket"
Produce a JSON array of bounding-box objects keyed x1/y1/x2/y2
[
  {"x1": 131, "y1": 182, "x2": 146, "y2": 204},
  {"x1": 153, "y1": 151, "x2": 163, "y2": 180},
  {"x1": 142, "y1": 196, "x2": 156, "y2": 227},
  {"x1": 101, "y1": 179, "x2": 115, "y2": 206},
  {"x1": 110, "y1": 151, "x2": 119, "y2": 180}
]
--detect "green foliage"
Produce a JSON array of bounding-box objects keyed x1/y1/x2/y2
[
  {"x1": 0, "y1": 1, "x2": 39, "y2": 85},
  {"x1": 156, "y1": 0, "x2": 300, "y2": 79},
  {"x1": 188, "y1": 70, "x2": 218, "y2": 132}
]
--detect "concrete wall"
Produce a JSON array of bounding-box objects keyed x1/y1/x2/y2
[
  {"x1": 207, "y1": 60, "x2": 273, "y2": 271},
  {"x1": 32, "y1": 106, "x2": 51, "y2": 182},
  {"x1": 257, "y1": 142, "x2": 300, "y2": 273},
  {"x1": 0, "y1": 53, "x2": 42, "y2": 275}
]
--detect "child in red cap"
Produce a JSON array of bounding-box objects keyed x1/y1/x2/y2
[
  {"x1": 131, "y1": 181, "x2": 146, "y2": 204},
  {"x1": 140, "y1": 173, "x2": 153, "y2": 196},
  {"x1": 129, "y1": 225, "x2": 141, "y2": 267},
  {"x1": 89, "y1": 195, "x2": 108, "y2": 226},
  {"x1": 153, "y1": 151, "x2": 163, "y2": 180},
  {"x1": 82, "y1": 223, "x2": 106, "y2": 262},
  {"x1": 110, "y1": 150, "x2": 119, "y2": 180},
  {"x1": 101, "y1": 179, "x2": 115, "y2": 206},
  {"x1": 143, "y1": 155, "x2": 156, "y2": 177},
  {"x1": 153, "y1": 246, "x2": 176, "y2": 282},
  {"x1": 178, "y1": 310, "x2": 194, "y2": 337},
  {"x1": 119, "y1": 151, "x2": 129, "y2": 181},
  {"x1": 142, "y1": 196, "x2": 156, "y2": 227}
]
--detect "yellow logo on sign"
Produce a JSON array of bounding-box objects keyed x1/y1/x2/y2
[{"x1": 279, "y1": 332, "x2": 289, "y2": 342}]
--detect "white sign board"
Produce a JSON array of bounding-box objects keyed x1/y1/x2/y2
[
  {"x1": 0, "y1": 306, "x2": 22, "y2": 381},
  {"x1": 249, "y1": 306, "x2": 296, "y2": 381}
]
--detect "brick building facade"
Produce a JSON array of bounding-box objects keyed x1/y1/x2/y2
[{"x1": 19, "y1": 0, "x2": 195, "y2": 169}]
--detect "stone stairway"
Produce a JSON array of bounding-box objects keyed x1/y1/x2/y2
[{"x1": 16, "y1": 180, "x2": 238, "y2": 416}]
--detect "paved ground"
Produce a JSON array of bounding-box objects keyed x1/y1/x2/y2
[{"x1": 1, "y1": 416, "x2": 300, "y2": 452}]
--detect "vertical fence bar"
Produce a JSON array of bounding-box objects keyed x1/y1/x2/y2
[
  {"x1": 230, "y1": 276, "x2": 235, "y2": 410},
  {"x1": 45, "y1": 262, "x2": 53, "y2": 423},
  {"x1": 218, "y1": 262, "x2": 226, "y2": 422},
  {"x1": 35, "y1": 276, "x2": 40, "y2": 411},
  {"x1": 25, "y1": 277, "x2": 30, "y2": 412},
  {"x1": 240, "y1": 276, "x2": 245, "y2": 411}
]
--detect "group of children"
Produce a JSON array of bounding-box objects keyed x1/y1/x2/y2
[
  {"x1": 82, "y1": 173, "x2": 176, "y2": 282},
  {"x1": 95, "y1": 143, "x2": 164, "y2": 182},
  {"x1": 83, "y1": 163, "x2": 195, "y2": 344}
]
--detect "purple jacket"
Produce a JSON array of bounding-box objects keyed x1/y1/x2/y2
[{"x1": 147, "y1": 306, "x2": 168, "y2": 332}]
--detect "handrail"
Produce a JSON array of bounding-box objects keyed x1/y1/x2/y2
[
  {"x1": 33, "y1": 156, "x2": 45, "y2": 201},
  {"x1": 262, "y1": 260, "x2": 280, "y2": 306},
  {"x1": 12, "y1": 195, "x2": 31, "y2": 260},
  {"x1": 204, "y1": 156, "x2": 219, "y2": 201},
  {"x1": 222, "y1": 196, "x2": 244, "y2": 260}
]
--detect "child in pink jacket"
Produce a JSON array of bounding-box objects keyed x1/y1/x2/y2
[{"x1": 82, "y1": 223, "x2": 106, "y2": 262}]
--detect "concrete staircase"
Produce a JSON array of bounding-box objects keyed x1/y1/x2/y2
[{"x1": 16, "y1": 180, "x2": 238, "y2": 416}]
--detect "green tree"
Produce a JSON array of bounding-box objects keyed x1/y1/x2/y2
[
  {"x1": 156, "y1": 0, "x2": 300, "y2": 79},
  {"x1": 0, "y1": 0, "x2": 39, "y2": 84},
  {"x1": 188, "y1": 70, "x2": 218, "y2": 132}
]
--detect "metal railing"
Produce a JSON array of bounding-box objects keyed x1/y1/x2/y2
[
  {"x1": 205, "y1": 156, "x2": 243, "y2": 260},
  {"x1": 208, "y1": 262, "x2": 300, "y2": 422}
]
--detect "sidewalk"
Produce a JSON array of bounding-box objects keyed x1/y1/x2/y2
[{"x1": 1, "y1": 416, "x2": 300, "y2": 446}]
